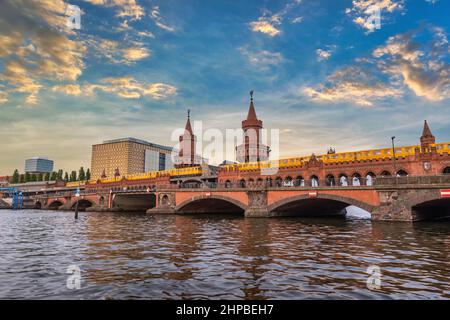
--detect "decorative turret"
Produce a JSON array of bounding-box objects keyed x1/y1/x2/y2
[
  {"x1": 174, "y1": 110, "x2": 202, "y2": 168},
  {"x1": 420, "y1": 120, "x2": 435, "y2": 148},
  {"x1": 236, "y1": 91, "x2": 270, "y2": 163}
]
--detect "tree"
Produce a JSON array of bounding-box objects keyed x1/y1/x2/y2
[
  {"x1": 64, "y1": 172, "x2": 69, "y2": 182},
  {"x1": 25, "y1": 172, "x2": 31, "y2": 183},
  {"x1": 86, "y1": 168, "x2": 91, "y2": 181},
  {"x1": 31, "y1": 174, "x2": 37, "y2": 182},
  {"x1": 70, "y1": 171, "x2": 77, "y2": 182},
  {"x1": 37, "y1": 173, "x2": 43, "y2": 181},
  {"x1": 78, "y1": 167, "x2": 86, "y2": 181},
  {"x1": 12, "y1": 169, "x2": 19, "y2": 184},
  {"x1": 19, "y1": 174, "x2": 25, "y2": 183},
  {"x1": 50, "y1": 172, "x2": 57, "y2": 181},
  {"x1": 44, "y1": 172, "x2": 50, "y2": 181},
  {"x1": 58, "y1": 169, "x2": 64, "y2": 181}
]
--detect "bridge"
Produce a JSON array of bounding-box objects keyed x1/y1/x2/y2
[
  {"x1": 9, "y1": 175, "x2": 447, "y2": 222},
  {"x1": 2, "y1": 121, "x2": 450, "y2": 222}
]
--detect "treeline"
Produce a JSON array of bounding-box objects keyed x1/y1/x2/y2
[{"x1": 10, "y1": 167, "x2": 90, "y2": 184}]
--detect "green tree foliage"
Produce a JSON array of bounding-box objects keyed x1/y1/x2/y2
[
  {"x1": 12, "y1": 169, "x2": 19, "y2": 184},
  {"x1": 50, "y1": 172, "x2": 57, "y2": 181},
  {"x1": 58, "y1": 169, "x2": 64, "y2": 181},
  {"x1": 70, "y1": 171, "x2": 77, "y2": 182},
  {"x1": 44, "y1": 172, "x2": 50, "y2": 181},
  {"x1": 86, "y1": 168, "x2": 91, "y2": 181},
  {"x1": 78, "y1": 167, "x2": 86, "y2": 181},
  {"x1": 25, "y1": 172, "x2": 31, "y2": 183},
  {"x1": 19, "y1": 174, "x2": 25, "y2": 183},
  {"x1": 31, "y1": 174, "x2": 37, "y2": 182},
  {"x1": 64, "y1": 172, "x2": 69, "y2": 182}
]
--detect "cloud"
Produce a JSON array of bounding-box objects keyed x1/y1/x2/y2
[
  {"x1": 346, "y1": 0, "x2": 405, "y2": 33},
  {"x1": 304, "y1": 26, "x2": 450, "y2": 106},
  {"x1": 53, "y1": 77, "x2": 177, "y2": 100},
  {"x1": 85, "y1": 38, "x2": 150, "y2": 64},
  {"x1": 373, "y1": 27, "x2": 450, "y2": 101},
  {"x1": 0, "y1": 91, "x2": 8, "y2": 104},
  {"x1": 83, "y1": 0, "x2": 145, "y2": 20},
  {"x1": 303, "y1": 66, "x2": 402, "y2": 106},
  {"x1": 249, "y1": 15, "x2": 283, "y2": 37},
  {"x1": 249, "y1": 0, "x2": 302, "y2": 37},
  {"x1": 0, "y1": 0, "x2": 86, "y2": 105},
  {"x1": 239, "y1": 47, "x2": 284, "y2": 70},
  {"x1": 292, "y1": 16, "x2": 303, "y2": 24},
  {"x1": 150, "y1": 6, "x2": 175, "y2": 32},
  {"x1": 52, "y1": 84, "x2": 82, "y2": 95}
]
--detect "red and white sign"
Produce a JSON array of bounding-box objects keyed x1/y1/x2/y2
[
  {"x1": 441, "y1": 190, "x2": 450, "y2": 198},
  {"x1": 308, "y1": 192, "x2": 318, "y2": 198}
]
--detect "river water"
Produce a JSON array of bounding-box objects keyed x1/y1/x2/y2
[{"x1": 0, "y1": 209, "x2": 449, "y2": 300}]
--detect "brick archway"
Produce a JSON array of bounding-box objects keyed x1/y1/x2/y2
[
  {"x1": 268, "y1": 193, "x2": 375, "y2": 214},
  {"x1": 175, "y1": 194, "x2": 247, "y2": 212}
]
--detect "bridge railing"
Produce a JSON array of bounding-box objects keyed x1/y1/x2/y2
[{"x1": 374, "y1": 175, "x2": 450, "y2": 186}]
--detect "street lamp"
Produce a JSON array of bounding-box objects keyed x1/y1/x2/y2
[
  {"x1": 391, "y1": 136, "x2": 397, "y2": 183},
  {"x1": 74, "y1": 187, "x2": 80, "y2": 219}
]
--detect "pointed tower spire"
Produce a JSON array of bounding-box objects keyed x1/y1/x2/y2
[
  {"x1": 246, "y1": 90, "x2": 258, "y2": 121},
  {"x1": 184, "y1": 109, "x2": 193, "y2": 134},
  {"x1": 420, "y1": 120, "x2": 435, "y2": 147}
]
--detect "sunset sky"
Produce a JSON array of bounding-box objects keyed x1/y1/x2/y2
[{"x1": 0, "y1": 0, "x2": 449, "y2": 175}]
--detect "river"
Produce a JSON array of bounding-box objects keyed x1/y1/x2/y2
[{"x1": 0, "y1": 209, "x2": 449, "y2": 299}]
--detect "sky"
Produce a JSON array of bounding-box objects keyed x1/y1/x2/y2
[{"x1": 0, "y1": 0, "x2": 449, "y2": 175}]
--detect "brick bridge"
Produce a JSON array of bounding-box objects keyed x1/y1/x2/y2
[{"x1": 28, "y1": 175, "x2": 450, "y2": 222}]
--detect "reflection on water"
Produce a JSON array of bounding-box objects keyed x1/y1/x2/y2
[{"x1": 0, "y1": 210, "x2": 449, "y2": 299}]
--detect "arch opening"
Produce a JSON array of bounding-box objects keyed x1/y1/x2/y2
[
  {"x1": 177, "y1": 197, "x2": 245, "y2": 216},
  {"x1": 412, "y1": 198, "x2": 450, "y2": 221},
  {"x1": 48, "y1": 200, "x2": 63, "y2": 210},
  {"x1": 71, "y1": 199, "x2": 93, "y2": 211},
  {"x1": 443, "y1": 167, "x2": 450, "y2": 175},
  {"x1": 113, "y1": 194, "x2": 156, "y2": 212},
  {"x1": 270, "y1": 195, "x2": 372, "y2": 219},
  {"x1": 34, "y1": 201, "x2": 42, "y2": 210}
]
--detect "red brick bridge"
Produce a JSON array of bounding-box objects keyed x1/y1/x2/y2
[{"x1": 30, "y1": 175, "x2": 450, "y2": 222}]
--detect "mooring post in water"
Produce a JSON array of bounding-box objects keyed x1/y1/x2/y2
[{"x1": 74, "y1": 187, "x2": 80, "y2": 219}]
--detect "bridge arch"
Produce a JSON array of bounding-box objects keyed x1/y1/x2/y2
[
  {"x1": 48, "y1": 200, "x2": 64, "y2": 210},
  {"x1": 410, "y1": 193, "x2": 450, "y2": 221},
  {"x1": 442, "y1": 167, "x2": 450, "y2": 174},
  {"x1": 176, "y1": 195, "x2": 246, "y2": 215},
  {"x1": 268, "y1": 193, "x2": 374, "y2": 217},
  {"x1": 71, "y1": 199, "x2": 94, "y2": 211}
]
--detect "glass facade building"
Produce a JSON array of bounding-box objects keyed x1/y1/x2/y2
[{"x1": 25, "y1": 157, "x2": 54, "y2": 173}]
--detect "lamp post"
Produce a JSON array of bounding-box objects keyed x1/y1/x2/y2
[
  {"x1": 74, "y1": 187, "x2": 80, "y2": 219},
  {"x1": 391, "y1": 136, "x2": 397, "y2": 184}
]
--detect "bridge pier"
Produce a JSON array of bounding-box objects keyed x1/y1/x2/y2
[
  {"x1": 146, "y1": 192, "x2": 176, "y2": 214},
  {"x1": 371, "y1": 189, "x2": 446, "y2": 222},
  {"x1": 244, "y1": 190, "x2": 270, "y2": 218}
]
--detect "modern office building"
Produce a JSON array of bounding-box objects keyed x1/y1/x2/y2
[
  {"x1": 24, "y1": 157, "x2": 54, "y2": 174},
  {"x1": 91, "y1": 138, "x2": 174, "y2": 179}
]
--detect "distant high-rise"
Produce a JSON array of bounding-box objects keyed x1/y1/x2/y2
[
  {"x1": 25, "y1": 157, "x2": 54, "y2": 174},
  {"x1": 91, "y1": 138, "x2": 174, "y2": 179}
]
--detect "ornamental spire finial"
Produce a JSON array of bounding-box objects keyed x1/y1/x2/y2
[{"x1": 250, "y1": 90, "x2": 254, "y2": 101}]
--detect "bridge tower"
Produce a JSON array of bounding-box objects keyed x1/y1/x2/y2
[
  {"x1": 236, "y1": 91, "x2": 270, "y2": 163},
  {"x1": 175, "y1": 110, "x2": 201, "y2": 168},
  {"x1": 420, "y1": 120, "x2": 435, "y2": 148}
]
